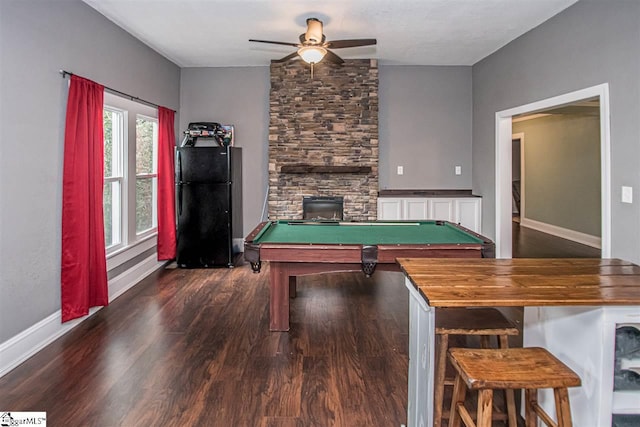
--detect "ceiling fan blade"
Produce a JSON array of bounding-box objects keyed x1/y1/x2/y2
[
  {"x1": 249, "y1": 39, "x2": 300, "y2": 48},
  {"x1": 327, "y1": 39, "x2": 377, "y2": 49},
  {"x1": 272, "y1": 51, "x2": 300, "y2": 63},
  {"x1": 324, "y1": 50, "x2": 344, "y2": 65}
]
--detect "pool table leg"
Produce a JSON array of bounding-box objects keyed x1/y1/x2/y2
[
  {"x1": 289, "y1": 276, "x2": 297, "y2": 299},
  {"x1": 269, "y1": 262, "x2": 290, "y2": 331}
]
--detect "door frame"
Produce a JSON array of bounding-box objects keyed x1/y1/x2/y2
[
  {"x1": 511, "y1": 132, "x2": 525, "y2": 220},
  {"x1": 494, "y1": 83, "x2": 611, "y2": 258}
]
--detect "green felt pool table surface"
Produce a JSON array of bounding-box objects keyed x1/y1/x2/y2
[{"x1": 250, "y1": 220, "x2": 485, "y2": 245}]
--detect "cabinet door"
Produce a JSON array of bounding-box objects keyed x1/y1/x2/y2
[
  {"x1": 429, "y1": 199, "x2": 455, "y2": 221},
  {"x1": 404, "y1": 199, "x2": 429, "y2": 220},
  {"x1": 377, "y1": 198, "x2": 403, "y2": 220},
  {"x1": 455, "y1": 198, "x2": 482, "y2": 233}
]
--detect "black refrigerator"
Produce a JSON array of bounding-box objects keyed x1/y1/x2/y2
[{"x1": 175, "y1": 146, "x2": 242, "y2": 268}]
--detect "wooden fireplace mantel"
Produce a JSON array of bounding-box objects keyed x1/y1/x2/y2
[{"x1": 279, "y1": 164, "x2": 372, "y2": 174}]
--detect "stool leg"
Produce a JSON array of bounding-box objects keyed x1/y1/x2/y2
[
  {"x1": 553, "y1": 387, "x2": 573, "y2": 427},
  {"x1": 449, "y1": 373, "x2": 467, "y2": 427},
  {"x1": 480, "y1": 335, "x2": 491, "y2": 348},
  {"x1": 524, "y1": 389, "x2": 537, "y2": 427},
  {"x1": 477, "y1": 389, "x2": 494, "y2": 427},
  {"x1": 434, "y1": 334, "x2": 449, "y2": 427},
  {"x1": 499, "y1": 335, "x2": 518, "y2": 427}
]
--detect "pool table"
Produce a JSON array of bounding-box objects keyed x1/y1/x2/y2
[{"x1": 244, "y1": 220, "x2": 494, "y2": 331}]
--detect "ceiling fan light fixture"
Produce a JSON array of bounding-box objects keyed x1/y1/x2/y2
[
  {"x1": 249, "y1": 17, "x2": 376, "y2": 66},
  {"x1": 298, "y1": 46, "x2": 327, "y2": 64}
]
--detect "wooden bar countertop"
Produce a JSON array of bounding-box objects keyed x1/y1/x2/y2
[{"x1": 397, "y1": 258, "x2": 640, "y2": 307}]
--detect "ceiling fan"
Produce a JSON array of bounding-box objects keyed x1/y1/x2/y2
[{"x1": 249, "y1": 18, "x2": 377, "y2": 67}]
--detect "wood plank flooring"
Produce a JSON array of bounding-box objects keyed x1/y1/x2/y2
[
  {"x1": 0, "y1": 264, "x2": 409, "y2": 427},
  {"x1": 0, "y1": 224, "x2": 600, "y2": 426},
  {"x1": 512, "y1": 220, "x2": 601, "y2": 258}
]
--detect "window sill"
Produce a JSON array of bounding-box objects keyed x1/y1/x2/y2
[{"x1": 106, "y1": 233, "x2": 158, "y2": 271}]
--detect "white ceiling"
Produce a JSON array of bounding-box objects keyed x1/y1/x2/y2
[{"x1": 82, "y1": 0, "x2": 578, "y2": 68}]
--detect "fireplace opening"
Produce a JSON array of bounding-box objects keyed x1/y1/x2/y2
[{"x1": 302, "y1": 196, "x2": 344, "y2": 220}]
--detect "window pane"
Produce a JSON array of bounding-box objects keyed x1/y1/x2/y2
[
  {"x1": 104, "y1": 107, "x2": 123, "y2": 250},
  {"x1": 104, "y1": 181, "x2": 121, "y2": 248},
  {"x1": 104, "y1": 110, "x2": 114, "y2": 177},
  {"x1": 136, "y1": 116, "x2": 158, "y2": 234},
  {"x1": 136, "y1": 117, "x2": 157, "y2": 174},
  {"x1": 136, "y1": 177, "x2": 156, "y2": 233}
]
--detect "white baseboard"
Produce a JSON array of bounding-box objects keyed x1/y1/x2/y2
[
  {"x1": 520, "y1": 217, "x2": 602, "y2": 249},
  {"x1": 0, "y1": 254, "x2": 165, "y2": 378},
  {"x1": 108, "y1": 254, "x2": 166, "y2": 301}
]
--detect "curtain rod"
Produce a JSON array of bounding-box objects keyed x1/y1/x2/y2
[{"x1": 59, "y1": 70, "x2": 176, "y2": 112}]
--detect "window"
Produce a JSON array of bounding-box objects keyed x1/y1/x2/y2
[
  {"x1": 103, "y1": 94, "x2": 158, "y2": 255},
  {"x1": 103, "y1": 107, "x2": 125, "y2": 250},
  {"x1": 135, "y1": 116, "x2": 158, "y2": 235}
]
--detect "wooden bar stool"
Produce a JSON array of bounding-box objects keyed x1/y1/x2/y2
[
  {"x1": 448, "y1": 347, "x2": 582, "y2": 427},
  {"x1": 434, "y1": 308, "x2": 519, "y2": 427}
]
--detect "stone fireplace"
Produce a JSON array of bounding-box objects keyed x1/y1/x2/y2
[{"x1": 268, "y1": 58, "x2": 379, "y2": 221}]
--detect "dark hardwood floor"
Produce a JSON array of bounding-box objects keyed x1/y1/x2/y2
[
  {"x1": 0, "y1": 265, "x2": 409, "y2": 427},
  {"x1": 512, "y1": 220, "x2": 601, "y2": 258},
  {"x1": 0, "y1": 223, "x2": 600, "y2": 426}
]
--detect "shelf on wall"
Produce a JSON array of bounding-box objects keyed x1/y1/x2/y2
[{"x1": 280, "y1": 164, "x2": 372, "y2": 174}]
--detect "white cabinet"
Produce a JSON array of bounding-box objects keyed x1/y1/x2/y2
[
  {"x1": 377, "y1": 198, "x2": 403, "y2": 220},
  {"x1": 454, "y1": 198, "x2": 482, "y2": 233},
  {"x1": 524, "y1": 306, "x2": 640, "y2": 426},
  {"x1": 429, "y1": 198, "x2": 454, "y2": 221},
  {"x1": 377, "y1": 196, "x2": 482, "y2": 233},
  {"x1": 405, "y1": 199, "x2": 430, "y2": 220}
]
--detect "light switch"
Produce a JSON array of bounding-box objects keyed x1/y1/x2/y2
[
  {"x1": 455, "y1": 166, "x2": 462, "y2": 175},
  {"x1": 622, "y1": 186, "x2": 633, "y2": 203},
  {"x1": 397, "y1": 166, "x2": 404, "y2": 175}
]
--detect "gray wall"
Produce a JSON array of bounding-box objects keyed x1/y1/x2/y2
[
  {"x1": 472, "y1": 0, "x2": 640, "y2": 263},
  {"x1": 179, "y1": 67, "x2": 270, "y2": 234},
  {"x1": 379, "y1": 66, "x2": 473, "y2": 190},
  {"x1": 0, "y1": 0, "x2": 180, "y2": 342},
  {"x1": 179, "y1": 65, "x2": 473, "y2": 232},
  {"x1": 513, "y1": 114, "x2": 601, "y2": 236}
]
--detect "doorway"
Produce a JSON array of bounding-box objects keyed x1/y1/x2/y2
[
  {"x1": 510, "y1": 124, "x2": 601, "y2": 259},
  {"x1": 511, "y1": 134, "x2": 523, "y2": 223},
  {"x1": 494, "y1": 84, "x2": 611, "y2": 259}
]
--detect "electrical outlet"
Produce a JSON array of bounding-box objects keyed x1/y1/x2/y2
[
  {"x1": 397, "y1": 166, "x2": 404, "y2": 175},
  {"x1": 455, "y1": 166, "x2": 462, "y2": 175},
  {"x1": 622, "y1": 186, "x2": 633, "y2": 203}
]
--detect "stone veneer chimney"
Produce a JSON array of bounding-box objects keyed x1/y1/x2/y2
[{"x1": 268, "y1": 59, "x2": 379, "y2": 220}]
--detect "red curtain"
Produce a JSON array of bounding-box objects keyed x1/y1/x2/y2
[
  {"x1": 157, "y1": 106, "x2": 176, "y2": 260},
  {"x1": 61, "y1": 75, "x2": 108, "y2": 322}
]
